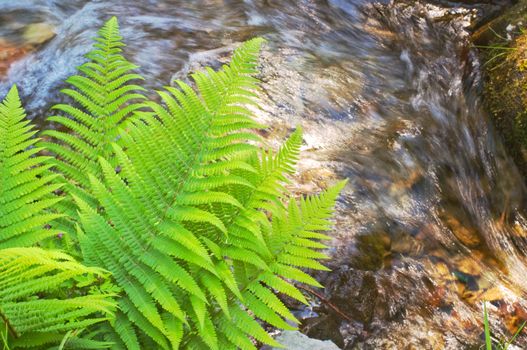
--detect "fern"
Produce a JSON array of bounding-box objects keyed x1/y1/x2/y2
[
  {"x1": 1, "y1": 17, "x2": 345, "y2": 350},
  {"x1": 71, "y1": 30, "x2": 345, "y2": 348},
  {"x1": 41, "y1": 16, "x2": 146, "y2": 235},
  {"x1": 182, "y1": 181, "x2": 345, "y2": 349},
  {"x1": 0, "y1": 248, "x2": 115, "y2": 349},
  {"x1": 0, "y1": 86, "x2": 62, "y2": 249},
  {"x1": 0, "y1": 86, "x2": 115, "y2": 349}
]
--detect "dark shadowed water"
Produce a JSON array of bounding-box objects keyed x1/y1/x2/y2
[{"x1": 1, "y1": 0, "x2": 526, "y2": 348}]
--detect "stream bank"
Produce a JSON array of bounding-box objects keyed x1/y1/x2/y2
[{"x1": 474, "y1": 0, "x2": 527, "y2": 183}]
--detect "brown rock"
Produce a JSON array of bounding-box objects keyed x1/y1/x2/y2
[
  {"x1": 513, "y1": 222, "x2": 527, "y2": 237},
  {"x1": 0, "y1": 22, "x2": 55, "y2": 78},
  {"x1": 513, "y1": 303, "x2": 527, "y2": 321},
  {"x1": 453, "y1": 281, "x2": 467, "y2": 297},
  {"x1": 324, "y1": 268, "x2": 379, "y2": 325},
  {"x1": 391, "y1": 231, "x2": 423, "y2": 256},
  {"x1": 428, "y1": 260, "x2": 456, "y2": 282},
  {"x1": 429, "y1": 286, "x2": 448, "y2": 308},
  {"x1": 296, "y1": 167, "x2": 337, "y2": 193},
  {"x1": 350, "y1": 231, "x2": 390, "y2": 271},
  {"x1": 391, "y1": 169, "x2": 424, "y2": 192}
]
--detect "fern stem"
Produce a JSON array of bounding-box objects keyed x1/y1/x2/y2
[
  {"x1": 0, "y1": 310, "x2": 18, "y2": 339},
  {"x1": 294, "y1": 284, "x2": 353, "y2": 322}
]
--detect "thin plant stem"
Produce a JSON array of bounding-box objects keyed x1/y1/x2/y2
[{"x1": 484, "y1": 302, "x2": 492, "y2": 350}]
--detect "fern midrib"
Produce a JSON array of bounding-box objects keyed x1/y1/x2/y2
[
  {"x1": 66, "y1": 29, "x2": 125, "y2": 177},
  {"x1": 113, "y1": 73, "x2": 257, "y2": 345},
  {"x1": 0, "y1": 308, "x2": 19, "y2": 338},
  {"x1": 91, "y1": 30, "x2": 118, "y2": 163},
  {"x1": 151, "y1": 71, "x2": 252, "y2": 236},
  {"x1": 0, "y1": 109, "x2": 21, "y2": 197}
]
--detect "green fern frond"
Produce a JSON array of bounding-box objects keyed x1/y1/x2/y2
[
  {"x1": 0, "y1": 247, "x2": 115, "y2": 349},
  {"x1": 0, "y1": 85, "x2": 115, "y2": 350},
  {"x1": 0, "y1": 85, "x2": 63, "y2": 249},
  {"x1": 199, "y1": 182, "x2": 345, "y2": 349},
  {"x1": 74, "y1": 33, "x2": 344, "y2": 347},
  {"x1": 40, "y1": 17, "x2": 146, "y2": 233},
  {"x1": 73, "y1": 38, "x2": 259, "y2": 347}
]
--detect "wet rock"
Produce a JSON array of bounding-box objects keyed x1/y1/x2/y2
[
  {"x1": 323, "y1": 268, "x2": 379, "y2": 325},
  {"x1": 419, "y1": 0, "x2": 514, "y2": 31},
  {"x1": 444, "y1": 215, "x2": 482, "y2": 247},
  {"x1": 359, "y1": 316, "x2": 466, "y2": 349},
  {"x1": 348, "y1": 231, "x2": 390, "y2": 271},
  {"x1": 513, "y1": 221, "x2": 527, "y2": 238},
  {"x1": 389, "y1": 169, "x2": 424, "y2": 194},
  {"x1": 453, "y1": 270, "x2": 479, "y2": 291},
  {"x1": 472, "y1": 0, "x2": 527, "y2": 44},
  {"x1": 478, "y1": 286, "x2": 505, "y2": 302},
  {"x1": 504, "y1": 303, "x2": 527, "y2": 335},
  {"x1": 0, "y1": 22, "x2": 55, "y2": 78},
  {"x1": 390, "y1": 230, "x2": 424, "y2": 256},
  {"x1": 296, "y1": 167, "x2": 338, "y2": 194},
  {"x1": 302, "y1": 315, "x2": 345, "y2": 348},
  {"x1": 456, "y1": 256, "x2": 483, "y2": 276}
]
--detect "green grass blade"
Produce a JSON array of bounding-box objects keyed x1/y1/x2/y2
[{"x1": 484, "y1": 302, "x2": 492, "y2": 350}]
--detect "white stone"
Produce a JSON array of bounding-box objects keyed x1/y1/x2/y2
[{"x1": 266, "y1": 331, "x2": 342, "y2": 350}]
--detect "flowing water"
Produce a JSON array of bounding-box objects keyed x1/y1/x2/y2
[{"x1": 1, "y1": 0, "x2": 526, "y2": 348}]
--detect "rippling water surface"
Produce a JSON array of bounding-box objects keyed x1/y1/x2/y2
[{"x1": 1, "y1": 0, "x2": 526, "y2": 348}]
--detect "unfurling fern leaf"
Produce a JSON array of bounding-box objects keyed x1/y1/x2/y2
[{"x1": 0, "y1": 87, "x2": 116, "y2": 349}]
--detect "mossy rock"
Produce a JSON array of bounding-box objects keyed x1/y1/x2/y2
[{"x1": 478, "y1": 1, "x2": 527, "y2": 177}]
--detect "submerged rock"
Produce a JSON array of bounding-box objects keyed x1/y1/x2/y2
[
  {"x1": 23, "y1": 23, "x2": 55, "y2": 45},
  {"x1": 0, "y1": 21, "x2": 55, "y2": 78},
  {"x1": 302, "y1": 315, "x2": 346, "y2": 348}
]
